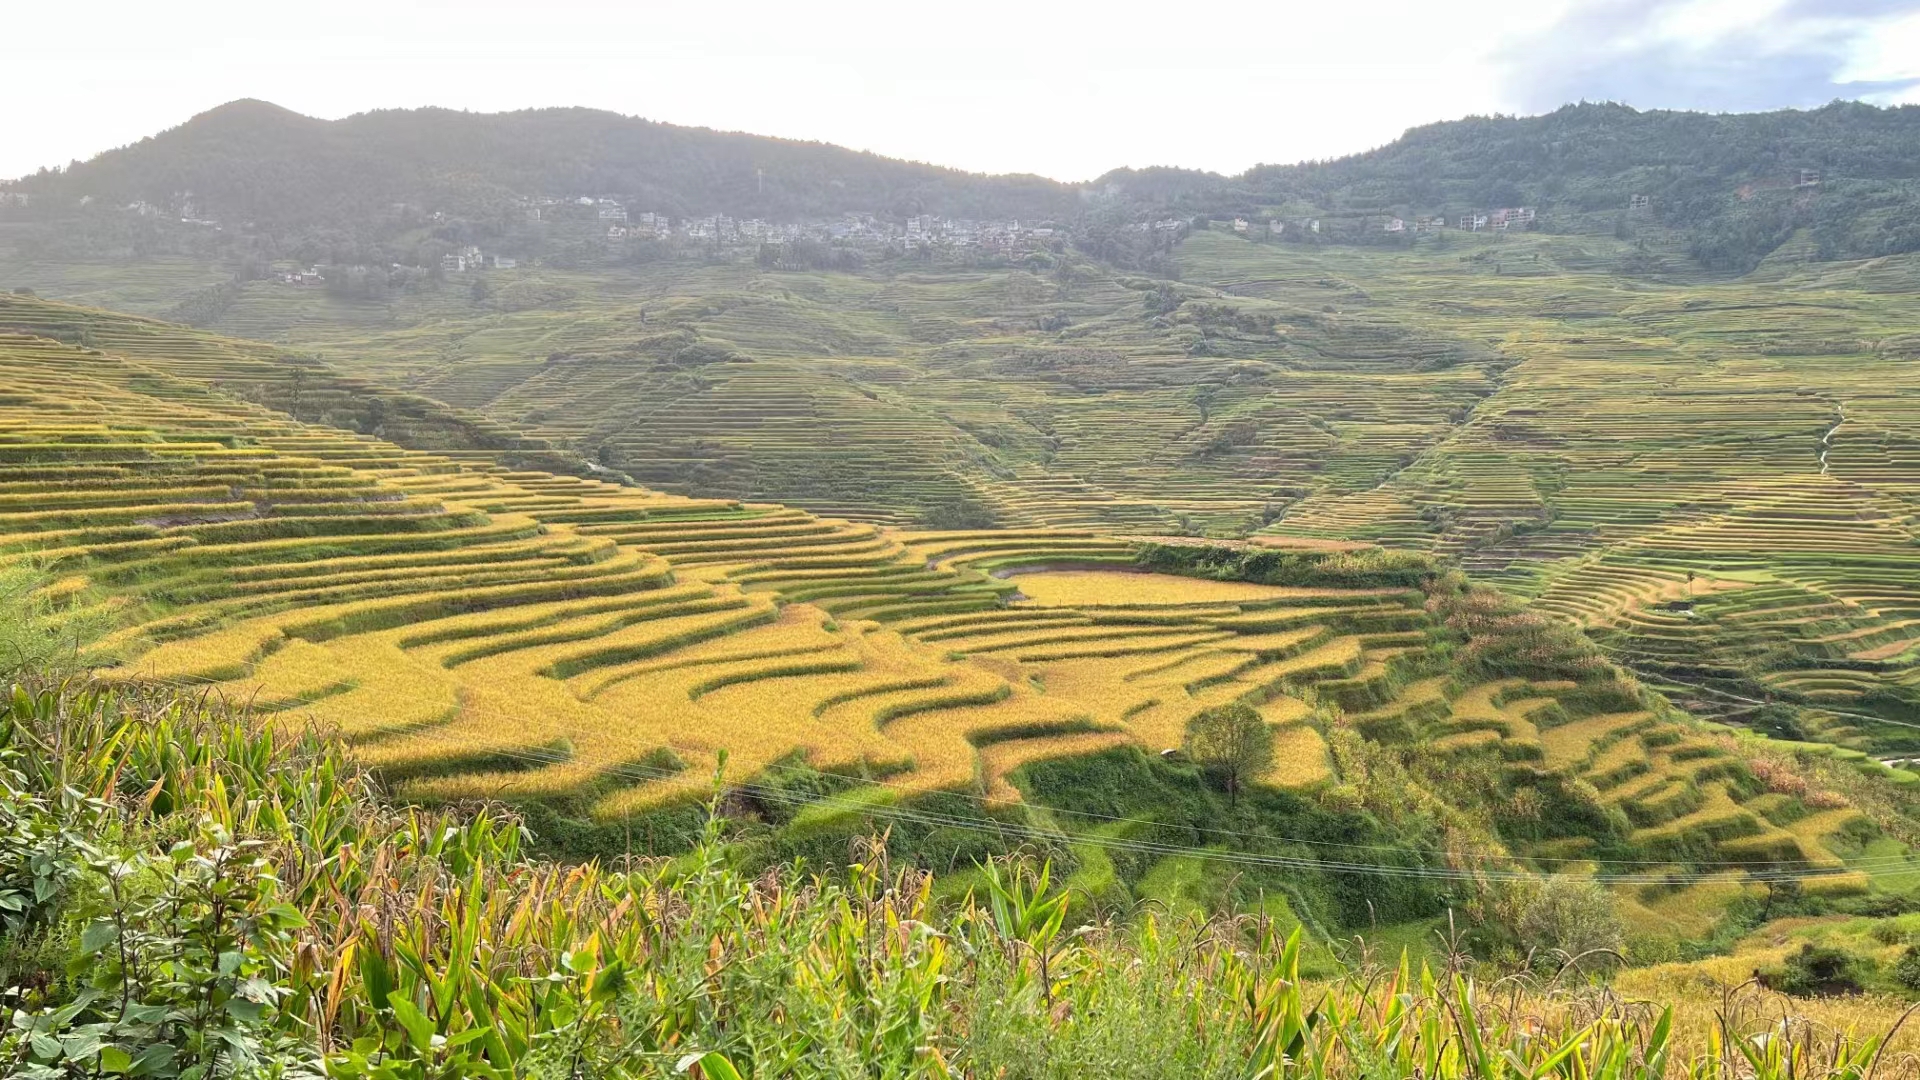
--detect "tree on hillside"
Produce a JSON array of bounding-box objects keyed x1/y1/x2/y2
[
  {"x1": 1517, "y1": 876, "x2": 1624, "y2": 974},
  {"x1": 1760, "y1": 875, "x2": 1803, "y2": 921},
  {"x1": 1183, "y1": 702, "x2": 1273, "y2": 806},
  {"x1": 1050, "y1": 256, "x2": 1077, "y2": 299}
]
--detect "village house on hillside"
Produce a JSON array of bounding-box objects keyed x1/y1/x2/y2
[
  {"x1": 588, "y1": 207, "x2": 1066, "y2": 258},
  {"x1": 440, "y1": 245, "x2": 486, "y2": 273},
  {"x1": 1489, "y1": 206, "x2": 1535, "y2": 230}
]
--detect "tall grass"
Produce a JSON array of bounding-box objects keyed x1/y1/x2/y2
[
  {"x1": 3, "y1": 681, "x2": 1920, "y2": 1078},
  {"x1": 0, "y1": 566, "x2": 111, "y2": 682}
]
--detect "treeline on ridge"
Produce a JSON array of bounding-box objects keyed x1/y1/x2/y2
[{"x1": 9, "y1": 99, "x2": 1920, "y2": 274}]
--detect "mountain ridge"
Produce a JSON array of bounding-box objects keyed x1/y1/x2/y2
[
  {"x1": 6, "y1": 98, "x2": 1084, "y2": 226},
  {"x1": 9, "y1": 98, "x2": 1920, "y2": 271}
]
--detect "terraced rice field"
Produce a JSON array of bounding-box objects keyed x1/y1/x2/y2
[
  {"x1": 1170, "y1": 235, "x2": 1920, "y2": 733},
  {"x1": 16, "y1": 232, "x2": 1912, "y2": 731},
  {"x1": 0, "y1": 298, "x2": 1457, "y2": 818},
  {"x1": 7, "y1": 257, "x2": 1490, "y2": 535},
  {"x1": 1402, "y1": 675, "x2": 1904, "y2": 908},
  {"x1": 0, "y1": 291, "x2": 1906, "y2": 914}
]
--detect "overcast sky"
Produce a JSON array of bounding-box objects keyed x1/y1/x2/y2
[{"x1": 6, "y1": 0, "x2": 1920, "y2": 183}]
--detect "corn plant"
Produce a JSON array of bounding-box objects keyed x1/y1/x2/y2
[{"x1": 5, "y1": 682, "x2": 1920, "y2": 1079}]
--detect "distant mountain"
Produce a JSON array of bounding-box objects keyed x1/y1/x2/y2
[
  {"x1": 7, "y1": 99, "x2": 1920, "y2": 273},
  {"x1": 1097, "y1": 101, "x2": 1920, "y2": 270},
  {"x1": 4, "y1": 99, "x2": 1081, "y2": 227}
]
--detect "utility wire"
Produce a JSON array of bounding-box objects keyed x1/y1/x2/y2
[
  {"x1": 1596, "y1": 646, "x2": 1920, "y2": 734},
  {"x1": 329, "y1": 720, "x2": 1911, "y2": 886},
  {"x1": 114, "y1": 667, "x2": 1920, "y2": 883},
  {"x1": 134, "y1": 665, "x2": 1920, "y2": 871}
]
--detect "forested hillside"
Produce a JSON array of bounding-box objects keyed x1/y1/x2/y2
[
  {"x1": 1102, "y1": 101, "x2": 1920, "y2": 270},
  {"x1": 3, "y1": 99, "x2": 1079, "y2": 231},
  {"x1": 9, "y1": 99, "x2": 1920, "y2": 272}
]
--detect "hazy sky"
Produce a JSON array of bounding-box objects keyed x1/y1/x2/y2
[{"x1": 7, "y1": 0, "x2": 1920, "y2": 183}]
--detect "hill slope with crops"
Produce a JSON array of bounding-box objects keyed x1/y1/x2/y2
[
  {"x1": 8, "y1": 98, "x2": 1920, "y2": 1070},
  {"x1": 4, "y1": 295, "x2": 1920, "y2": 960},
  {"x1": 7, "y1": 220, "x2": 1915, "y2": 739}
]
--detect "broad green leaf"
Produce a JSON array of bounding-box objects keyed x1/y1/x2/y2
[
  {"x1": 79, "y1": 920, "x2": 116, "y2": 956},
  {"x1": 388, "y1": 992, "x2": 437, "y2": 1051}
]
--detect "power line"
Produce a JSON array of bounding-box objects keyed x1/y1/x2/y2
[
  {"x1": 114, "y1": 667, "x2": 1920, "y2": 883},
  {"x1": 138, "y1": 661, "x2": 1920, "y2": 877},
  {"x1": 341, "y1": 722, "x2": 1913, "y2": 886},
  {"x1": 1598, "y1": 646, "x2": 1920, "y2": 734}
]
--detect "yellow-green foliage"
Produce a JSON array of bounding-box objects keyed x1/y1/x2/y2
[
  {"x1": 20, "y1": 385, "x2": 1440, "y2": 814},
  {"x1": 11, "y1": 682, "x2": 1920, "y2": 1078},
  {"x1": 6, "y1": 285, "x2": 1917, "y2": 956},
  {"x1": 1007, "y1": 569, "x2": 1354, "y2": 607}
]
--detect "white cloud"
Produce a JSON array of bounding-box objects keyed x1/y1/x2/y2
[
  {"x1": 1496, "y1": 0, "x2": 1920, "y2": 114},
  {"x1": 1838, "y1": 9, "x2": 1920, "y2": 100},
  {"x1": 1650, "y1": 0, "x2": 1791, "y2": 44}
]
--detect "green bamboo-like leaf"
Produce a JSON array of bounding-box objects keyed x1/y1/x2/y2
[{"x1": 387, "y1": 992, "x2": 436, "y2": 1052}]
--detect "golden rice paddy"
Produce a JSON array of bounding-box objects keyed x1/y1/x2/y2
[
  {"x1": 1007, "y1": 569, "x2": 1379, "y2": 607},
  {"x1": 2, "y1": 289, "x2": 1872, "y2": 905}
]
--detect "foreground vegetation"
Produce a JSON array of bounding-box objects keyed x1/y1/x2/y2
[{"x1": 11, "y1": 681, "x2": 1920, "y2": 1079}]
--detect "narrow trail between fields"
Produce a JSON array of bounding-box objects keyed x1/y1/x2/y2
[{"x1": 1820, "y1": 403, "x2": 1847, "y2": 475}]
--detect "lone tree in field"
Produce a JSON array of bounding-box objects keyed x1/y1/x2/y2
[
  {"x1": 1183, "y1": 702, "x2": 1273, "y2": 806},
  {"x1": 1517, "y1": 876, "x2": 1624, "y2": 974}
]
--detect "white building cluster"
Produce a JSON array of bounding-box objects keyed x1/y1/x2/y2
[
  {"x1": 1380, "y1": 207, "x2": 1534, "y2": 233},
  {"x1": 589, "y1": 204, "x2": 1066, "y2": 256},
  {"x1": 439, "y1": 246, "x2": 516, "y2": 272}
]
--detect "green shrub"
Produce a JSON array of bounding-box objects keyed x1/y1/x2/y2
[
  {"x1": 1753, "y1": 703, "x2": 1810, "y2": 742},
  {"x1": 5, "y1": 680, "x2": 1918, "y2": 1076},
  {"x1": 1132, "y1": 541, "x2": 1434, "y2": 590},
  {"x1": 0, "y1": 567, "x2": 112, "y2": 682},
  {"x1": 1896, "y1": 945, "x2": 1920, "y2": 992},
  {"x1": 1516, "y1": 875, "x2": 1625, "y2": 974},
  {"x1": 1761, "y1": 943, "x2": 1878, "y2": 997}
]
